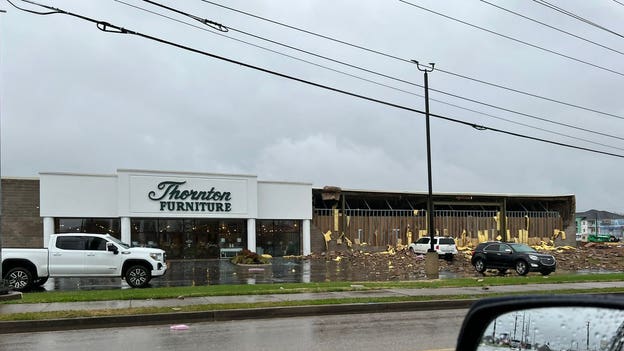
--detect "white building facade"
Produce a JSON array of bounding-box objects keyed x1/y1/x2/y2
[{"x1": 39, "y1": 169, "x2": 312, "y2": 259}]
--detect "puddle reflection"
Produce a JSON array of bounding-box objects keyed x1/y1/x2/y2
[{"x1": 40, "y1": 258, "x2": 463, "y2": 291}]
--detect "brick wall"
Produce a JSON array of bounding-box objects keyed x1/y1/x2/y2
[{"x1": 1, "y1": 178, "x2": 43, "y2": 248}]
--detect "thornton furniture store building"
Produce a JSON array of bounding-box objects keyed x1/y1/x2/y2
[
  {"x1": 5, "y1": 169, "x2": 312, "y2": 259},
  {"x1": 1, "y1": 169, "x2": 577, "y2": 259}
]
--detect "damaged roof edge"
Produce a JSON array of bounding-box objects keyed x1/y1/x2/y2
[{"x1": 313, "y1": 186, "x2": 574, "y2": 199}]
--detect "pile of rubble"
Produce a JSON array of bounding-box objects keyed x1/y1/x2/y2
[
  {"x1": 308, "y1": 242, "x2": 624, "y2": 278},
  {"x1": 550, "y1": 242, "x2": 624, "y2": 272}
]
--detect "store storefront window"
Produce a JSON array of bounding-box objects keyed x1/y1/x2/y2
[
  {"x1": 256, "y1": 220, "x2": 301, "y2": 257},
  {"x1": 131, "y1": 218, "x2": 247, "y2": 259},
  {"x1": 55, "y1": 218, "x2": 121, "y2": 238}
]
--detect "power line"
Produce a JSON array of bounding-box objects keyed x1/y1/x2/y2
[
  {"x1": 197, "y1": 0, "x2": 624, "y2": 121},
  {"x1": 116, "y1": 0, "x2": 624, "y2": 152},
  {"x1": 481, "y1": 0, "x2": 624, "y2": 56},
  {"x1": 532, "y1": 0, "x2": 624, "y2": 39},
  {"x1": 10, "y1": 0, "x2": 624, "y2": 160},
  {"x1": 4, "y1": 0, "x2": 54, "y2": 14},
  {"x1": 399, "y1": 0, "x2": 624, "y2": 78},
  {"x1": 612, "y1": 0, "x2": 624, "y2": 7},
  {"x1": 128, "y1": 0, "x2": 624, "y2": 142}
]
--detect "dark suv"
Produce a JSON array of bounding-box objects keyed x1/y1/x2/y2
[{"x1": 471, "y1": 241, "x2": 556, "y2": 276}]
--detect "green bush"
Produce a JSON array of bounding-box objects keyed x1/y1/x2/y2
[{"x1": 231, "y1": 249, "x2": 271, "y2": 265}]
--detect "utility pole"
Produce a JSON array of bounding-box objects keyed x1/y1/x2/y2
[
  {"x1": 0, "y1": 8, "x2": 7, "y2": 295},
  {"x1": 412, "y1": 60, "x2": 438, "y2": 279},
  {"x1": 586, "y1": 321, "x2": 590, "y2": 351},
  {"x1": 492, "y1": 318, "x2": 497, "y2": 339}
]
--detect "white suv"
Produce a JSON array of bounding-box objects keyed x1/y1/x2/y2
[{"x1": 408, "y1": 236, "x2": 458, "y2": 259}]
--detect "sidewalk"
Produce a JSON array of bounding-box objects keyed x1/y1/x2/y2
[{"x1": 1, "y1": 281, "x2": 623, "y2": 334}]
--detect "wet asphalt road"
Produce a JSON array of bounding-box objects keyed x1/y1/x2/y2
[{"x1": 0, "y1": 309, "x2": 465, "y2": 351}]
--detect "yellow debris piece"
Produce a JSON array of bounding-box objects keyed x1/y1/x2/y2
[
  {"x1": 323, "y1": 230, "x2": 332, "y2": 242},
  {"x1": 333, "y1": 256, "x2": 342, "y2": 262},
  {"x1": 261, "y1": 254, "x2": 273, "y2": 259},
  {"x1": 345, "y1": 237, "x2": 353, "y2": 248},
  {"x1": 323, "y1": 230, "x2": 332, "y2": 251},
  {"x1": 558, "y1": 245, "x2": 576, "y2": 250}
]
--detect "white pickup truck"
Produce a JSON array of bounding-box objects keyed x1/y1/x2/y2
[{"x1": 1, "y1": 233, "x2": 167, "y2": 290}]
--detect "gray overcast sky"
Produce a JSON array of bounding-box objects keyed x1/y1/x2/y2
[{"x1": 1, "y1": 0, "x2": 623, "y2": 212}]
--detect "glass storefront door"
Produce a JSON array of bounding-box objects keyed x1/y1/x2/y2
[
  {"x1": 131, "y1": 218, "x2": 247, "y2": 259},
  {"x1": 256, "y1": 220, "x2": 301, "y2": 257}
]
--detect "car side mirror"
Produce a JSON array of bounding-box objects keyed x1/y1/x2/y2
[
  {"x1": 455, "y1": 295, "x2": 624, "y2": 351},
  {"x1": 107, "y1": 243, "x2": 119, "y2": 255}
]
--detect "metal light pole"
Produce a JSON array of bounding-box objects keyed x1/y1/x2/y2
[
  {"x1": 586, "y1": 321, "x2": 590, "y2": 351},
  {"x1": 412, "y1": 60, "x2": 438, "y2": 279},
  {"x1": 0, "y1": 8, "x2": 6, "y2": 295},
  {"x1": 0, "y1": 171, "x2": 5, "y2": 294}
]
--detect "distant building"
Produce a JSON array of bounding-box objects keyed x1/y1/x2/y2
[{"x1": 575, "y1": 209, "x2": 624, "y2": 241}]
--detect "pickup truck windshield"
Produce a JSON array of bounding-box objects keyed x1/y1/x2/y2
[{"x1": 107, "y1": 235, "x2": 130, "y2": 249}]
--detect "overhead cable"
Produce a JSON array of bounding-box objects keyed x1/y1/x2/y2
[
  {"x1": 399, "y1": 0, "x2": 624, "y2": 78},
  {"x1": 197, "y1": 0, "x2": 624, "y2": 121},
  {"x1": 10, "y1": 0, "x2": 624, "y2": 160},
  {"x1": 481, "y1": 0, "x2": 624, "y2": 56},
  {"x1": 127, "y1": 0, "x2": 624, "y2": 141},
  {"x1": 118, "y1": 0, "x2": 624, "y2": 152},
  {"x1": 532, "y1": 0, "x2": 624, "y2": 39}
]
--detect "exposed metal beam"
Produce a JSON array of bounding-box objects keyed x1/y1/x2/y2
[{"x1": 434, "y1": 201, "x2": 501, "y2": 207}]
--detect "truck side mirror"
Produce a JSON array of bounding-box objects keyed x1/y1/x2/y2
[{"x1": 107, "y1": 243, "x2": 119, "y2": 255}]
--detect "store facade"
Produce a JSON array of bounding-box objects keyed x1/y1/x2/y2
[{"x1": 39, "y1": 169, "x2": 312, "y2": 258}]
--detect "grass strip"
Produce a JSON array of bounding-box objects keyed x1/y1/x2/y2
[
  {"x1": 7, "y1": 272, "x2": 624, "y2": 304},
  {"x1": 1, "y1": 287, "x2": 622, "y2": 322}
]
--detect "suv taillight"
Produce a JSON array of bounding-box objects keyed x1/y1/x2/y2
[{"x1": 435, "y1": 245, "x2": 440, "y2": 250}]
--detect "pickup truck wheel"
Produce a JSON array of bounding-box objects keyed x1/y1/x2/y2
[
  {"x1": 33, "y1": 277, "x2": 49, "y2": 287},
  {"x1": 515, "y1": 260, "x2": 529, "y2": 276},
  {"x1": 125, "y1": 265, "x2": 151, "y2": 288},
  {"x1": 474, "y1": 258, "x2": 486, "y2": 273},
  {"x1": 5, "y1": 267, "x2": 33, "y2": 291}
]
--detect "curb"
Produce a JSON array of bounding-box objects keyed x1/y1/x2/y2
[
  {"x1": 0, "y1": 292, "x2": 22, "y2": 302},
  {"x1": 0, "y1": 299, "x2": 474, "y2": 334}
]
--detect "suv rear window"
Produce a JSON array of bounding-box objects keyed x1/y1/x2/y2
[{"x1": 438, "y1": 238, "x2": 455, "y2": 245}]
